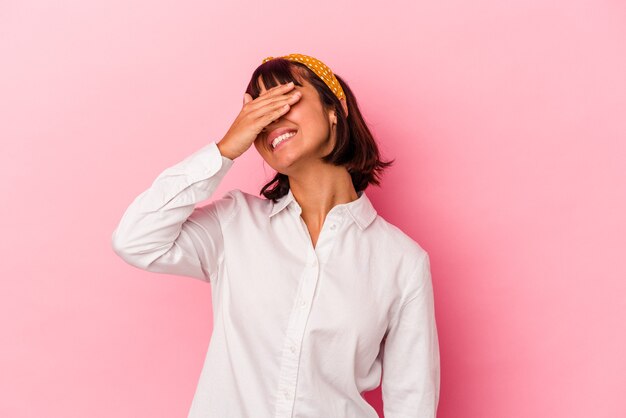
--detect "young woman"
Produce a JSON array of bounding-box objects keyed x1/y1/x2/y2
[{"x1": 112, "y1": 53, "x2": 440, "y2": 418}]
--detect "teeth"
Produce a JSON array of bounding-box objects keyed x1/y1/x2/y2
[{"x1": 272, "y1": 131, "x2": 297, "y2": 148}]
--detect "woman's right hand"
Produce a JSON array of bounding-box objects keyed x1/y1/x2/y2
[{"x1": 217, "y1": 81, "x2": 302, "y2": 160}]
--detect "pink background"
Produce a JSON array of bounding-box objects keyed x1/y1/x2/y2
[{"x1": 2, "y1": 1, "x2": 625, "y2": 417}]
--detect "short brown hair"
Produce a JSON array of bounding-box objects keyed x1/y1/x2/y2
[{"x1": 245, "y1": 58, "x2": 395, "y2": 202}]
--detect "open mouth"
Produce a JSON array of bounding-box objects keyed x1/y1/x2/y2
[{"x1": 270, "y1": 129, "x2": 298, "y2": 151}]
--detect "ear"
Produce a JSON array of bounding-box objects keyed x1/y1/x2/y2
[{"x1": 331, "y1": 98, "x2": 349, "y2": 125}]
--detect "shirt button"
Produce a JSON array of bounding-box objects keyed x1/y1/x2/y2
[
  {"x1": 330, "y1": 224, "x2": 336, "y2": 230},
  {"x1": 290, "y1": 345, "x2": 296, "y2": 353},
  {"x1": 283, "y1": 390, "x2": 290, "y2": 399},
  {"x1": 300, "y1": 300, "x2": 306, "y2": 307}
]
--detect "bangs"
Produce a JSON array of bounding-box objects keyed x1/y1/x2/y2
[{"x1": 249, "y1": 59, "x2": 308, "y2": 99}]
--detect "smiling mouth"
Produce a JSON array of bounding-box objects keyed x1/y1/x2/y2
[{"x1": 271, "y1": 130, "x2": 298, "y2": 151}]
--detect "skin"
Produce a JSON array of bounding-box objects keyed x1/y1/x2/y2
[{"x1": 252, "y1": 74, "x2": 356, "y2": 249}]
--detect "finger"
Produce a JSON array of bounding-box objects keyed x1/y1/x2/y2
[
  {"x1": 267, "y1": 103, "x2": 291, "y2": 123},
  {"x1": 261, "y1": 98, "x2": 300, "y2": 130},
  {"x1": 251, "y1": 89, "x2": 300, "y2": 115},
  {"x1": 262, "y1": 81, "x2": 294, "y2": 95},
  {"x1": 257, "y1": 81, "x2": 295, "y2": 101},
  {"x1": 250, "y1": 92, "x2": 300, "y2": 122}
]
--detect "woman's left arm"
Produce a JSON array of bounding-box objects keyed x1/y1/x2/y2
[{"x1": 381, "y1": 253, "x2": 441, "y2": 417}]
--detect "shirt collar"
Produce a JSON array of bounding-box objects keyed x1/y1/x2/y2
[{"x1": 269, "y1": 188, "x2": 378, "y2": 230}]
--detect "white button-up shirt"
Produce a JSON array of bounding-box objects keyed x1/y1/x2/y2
[{"x1": 112, "y1": 141, "x2": 440, "y2": 418}]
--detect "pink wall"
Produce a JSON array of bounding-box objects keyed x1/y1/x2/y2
[{"x1": 2, "y1": 1, "x2": 625, "y2": 417}]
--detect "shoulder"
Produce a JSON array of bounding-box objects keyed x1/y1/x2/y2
[
  {"x1": 216, "y1": 188, "x2": 273, "y2": 222},
  {"x1": 369, "y1": 215, "x2": 431, "y2": 295},
  {"x1": 225, "y1": 188, "x2": 271, "y2": 208},
  {"x1": 370, "y1": 215, "x2": 428, "y2": 262}
]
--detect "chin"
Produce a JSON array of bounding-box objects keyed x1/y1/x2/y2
[
  {"x1": 272, "y1": 154, "x2": 299, "y2": 170},
  {"x1": 276, "y1": 148, "x2": 312, "y2": 172}
]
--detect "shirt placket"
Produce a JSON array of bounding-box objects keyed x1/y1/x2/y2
[{"x1": 273, "y1": 205, "x2": 345, "y2": 418}]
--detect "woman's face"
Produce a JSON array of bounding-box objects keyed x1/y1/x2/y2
[{"x1": 253, "y1": 75, "x2": 338, "y2": 174}]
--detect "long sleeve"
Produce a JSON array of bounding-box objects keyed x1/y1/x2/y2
[
  {"x1": 111, "y1": 141, "x2": 236, "y2": 283},
  {"x1": 381, "y1": 253, "x2": 440, "y2": 417}
]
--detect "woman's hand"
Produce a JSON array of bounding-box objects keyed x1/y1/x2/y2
[{"x1": 217, "y1": 81, "x2": 301, "y2": 160}]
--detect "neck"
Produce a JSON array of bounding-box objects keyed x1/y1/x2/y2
[{"x1": 288, "y1": 165, "x2": 357, "y2": 229}]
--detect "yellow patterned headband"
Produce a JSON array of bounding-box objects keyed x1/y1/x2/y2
[{"x1": 262, "y1": 53, "x2": 345, "y2": 100}]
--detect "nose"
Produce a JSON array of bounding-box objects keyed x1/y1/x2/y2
[{"x1": 262, "y1": 117, "x2": 283, "y2": 133}]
